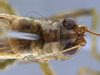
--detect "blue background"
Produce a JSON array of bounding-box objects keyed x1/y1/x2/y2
[{"x1": 0, "y1": 0, "x2": 100, "y2": 75}]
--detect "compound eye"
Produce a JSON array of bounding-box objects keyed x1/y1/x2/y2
[
  {"x1": 63, "y1": 46, "x2": 79, "y2": 57},
  {"x1": 62, "y1": 17, "x2": 78, "y2": 29}
]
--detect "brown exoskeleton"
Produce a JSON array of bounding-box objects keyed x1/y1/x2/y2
[
  {"x1": 0, "y1": 1, "x2": 100, "y2": 75},
  {"x1": 0, "y1": 13, "x2": 100, "y2": 63}
]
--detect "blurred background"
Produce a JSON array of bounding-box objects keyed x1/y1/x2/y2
[{"x1": 0, "y1": 0, "x2": 100, "y2": 75}]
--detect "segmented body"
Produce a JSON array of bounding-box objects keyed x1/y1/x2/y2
[
  {"x1": 0, "y1": 14, "x2": 87, "y2": 62},
  {"x1": 10, "y1": 17, "x2": 61, "y2": 61},
  {"x1": 0, "y1": 1, "x2": 100, "y2": 75}
]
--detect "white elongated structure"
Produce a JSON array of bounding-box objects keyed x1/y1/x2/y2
[{"x1": 8, "y1": 31, "x2": 40, "y2": 40}]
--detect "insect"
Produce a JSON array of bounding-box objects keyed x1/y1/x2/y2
[
  {"x1": 0, "y1": 1, "x2": 100, "y2": 75},
  {"x1": 0, "y1": 11, "x2": 100, "y2": 74},
  {"x1": 0, "y1": 12, "x2": 100, "y2": 61}
]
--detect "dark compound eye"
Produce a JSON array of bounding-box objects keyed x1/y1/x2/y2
[
  {"x1": 63, "y1": 46, "x2": 79, "y2": 57},
  {"x1": 62, "y1": 17, "x2": 78, "y2": 29}
]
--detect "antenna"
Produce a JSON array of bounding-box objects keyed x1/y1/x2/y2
[
  {"x1": 25, "y1": 11, "x2": 45, "y2": 18},
  {"x1": 86, "y1": 29, "x2": 100, "y2": 36},
  {"x1": 77, "y1": 25, "x2": 100, "y2": 36}
]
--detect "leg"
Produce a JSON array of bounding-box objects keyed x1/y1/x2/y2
[
  {"x1": 0, "y1": 0, "x2": 17, "y2": 15},
  {"x1": 0, "y1": 53, "x2": 22, "y2": 70},
  {"x1": 0, "y1": 59, "x2": 16, "y2": 70},
  {"x1": 50, "y1": 9, "x2": 97, "y2": 20},
  {"x1": 18, "y1": 61, "x2": 56, "y2": 75},
  {"x1": 39, "y1": 62, "x2": 56, "y2": 75},
  {"x1": 77, "y1": 67, "x2": 100, "y2": 75},
  {"x1": 90, "y1": 11, "x2": 100, "y2": 61}
]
